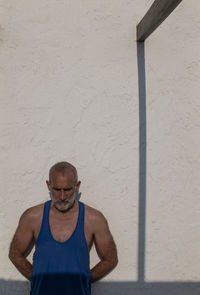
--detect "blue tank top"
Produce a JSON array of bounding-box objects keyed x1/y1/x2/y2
[{"x1": 30, "y1": 200, "x2": 92, "y2": 295}]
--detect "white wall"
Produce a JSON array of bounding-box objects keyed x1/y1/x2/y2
[
  {"x1": 145, "y1": 0, "x2": 200, "y2": 281},
  {"x1": 0, "y1": 0, "x2": 200, "y2": 293}
]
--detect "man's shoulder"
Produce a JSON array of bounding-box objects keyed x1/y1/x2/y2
[
  {"x1": 83, "y1": 202, "x2": 107, "y2": 223},
  {"x1": 20, "y1": 202, "x2": 46, "y2": 223}
]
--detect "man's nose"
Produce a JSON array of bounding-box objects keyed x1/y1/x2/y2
[{"x1": 60, "y1": 189, "x2": 66, "y2": 200}]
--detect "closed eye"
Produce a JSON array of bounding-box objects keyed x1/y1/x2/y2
[
  {"x1": 63, "y1": 188, "x2": 73, "y2": 192},
  {"x1": 52, "y1": 187, "x2": 73, "y2": 192}
]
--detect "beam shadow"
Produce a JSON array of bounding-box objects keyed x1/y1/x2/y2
[{"x1": 137, "y1": 40, "x2": 147, "y2": 282}]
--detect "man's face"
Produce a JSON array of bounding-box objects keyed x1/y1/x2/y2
[{"x1": 46, "y1": 170, "x2": 80, "y2": 213}]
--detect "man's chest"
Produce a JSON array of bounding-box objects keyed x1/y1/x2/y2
[{"x1": 33, "y1": 208, "x2": 94, "y2": 251}]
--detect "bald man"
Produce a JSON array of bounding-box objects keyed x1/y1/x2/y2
[{"x1": 9, "y1": 161, "x2": 118, "y2": 295}]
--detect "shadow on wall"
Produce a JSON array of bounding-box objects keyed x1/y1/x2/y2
[
  {"x1": 1, "y1": 279, "x2": 200, "y2": 295},
  {"x1": 137, "y1": 40, "x2": 147, "y2": 283}
]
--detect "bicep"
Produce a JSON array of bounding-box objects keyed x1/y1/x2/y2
[
  {"x1": 93, "y1": 213, "x2": 117, "y2": 261},
  {"x1": 9, "y1": 211, "x2": 35, "y2": 257}
]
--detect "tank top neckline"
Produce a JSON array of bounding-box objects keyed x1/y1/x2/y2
[{"x1": 47, "y1": 200, "x2": 81, "y2": 245}]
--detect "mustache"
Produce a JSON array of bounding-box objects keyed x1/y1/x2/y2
[{"x1": 56, "y1": 199, "x2": 73, "y2": 204}]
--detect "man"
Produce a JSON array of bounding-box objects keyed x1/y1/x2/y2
[{"x1": 9, "y1": 161, "x2": 118, "y2": 295}]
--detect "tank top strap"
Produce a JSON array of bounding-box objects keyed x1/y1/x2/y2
[
  {"x1": 75, "y1": 201, "x2": 85, "y2": 237},
  {"x1": 37, "y1": 200, "x2": 51, "y2": 243}
]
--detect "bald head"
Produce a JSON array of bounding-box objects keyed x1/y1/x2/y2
[{"x1": 49, "y1": 161, "x2": 78, "y2": 185}]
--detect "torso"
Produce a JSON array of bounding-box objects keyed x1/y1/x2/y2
[{"x1": 33, "y1": 200, "x2": 94, "y2": 252}]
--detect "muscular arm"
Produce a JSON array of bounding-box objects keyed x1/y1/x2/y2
[
  {"x1": 8, "y1": 209, "x2": 35, "y2": 280},
  {"x1": 90, "y1": 212, "x2": 118, "y2": 283}
]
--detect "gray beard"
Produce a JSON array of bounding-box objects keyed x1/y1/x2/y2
[{"x1": 49, "y1": 191, "x2": 76, "y2": 213}]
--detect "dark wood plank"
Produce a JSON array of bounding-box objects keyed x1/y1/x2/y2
[{"x1": 137, "y1": 0, "x2": 183, "y2": 41}]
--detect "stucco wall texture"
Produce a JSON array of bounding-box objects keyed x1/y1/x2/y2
[{"x1": 0, "y1": 0, "x2": 200, "y2": 293}]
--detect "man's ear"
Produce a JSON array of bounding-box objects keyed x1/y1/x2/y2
[
  {"x1": 76, "y1": 181, "x2": 81, "y2": 191},
  {"x1": 46, "y1": 180, "x2": 50, "y2": 190}
]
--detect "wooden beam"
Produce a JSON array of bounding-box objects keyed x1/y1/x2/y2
[{"x1": 137, "y1": 0, "x2": 183, "y2": 41}]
